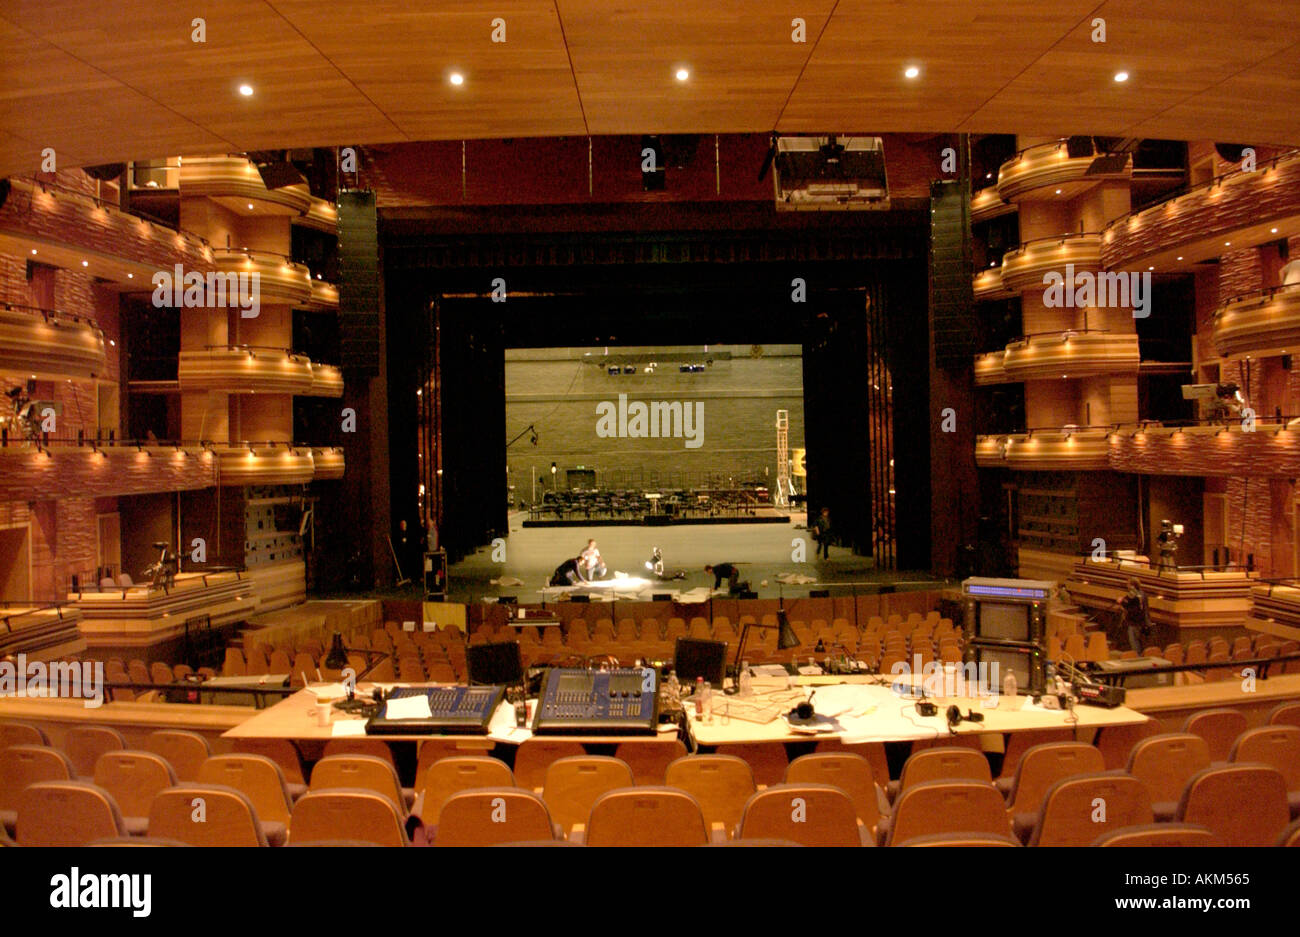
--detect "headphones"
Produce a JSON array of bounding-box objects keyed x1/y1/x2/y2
[
  {"x1": 945, "y1": 704, "x2": 985, "y2": 729},
  {"x1": 787, "y1": 692, "x2": 817, "y2": 721}
]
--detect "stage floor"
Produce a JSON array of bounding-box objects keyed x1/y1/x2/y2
[{"x1": 446, "y1": 511, "x2": 943, "y2": 603}]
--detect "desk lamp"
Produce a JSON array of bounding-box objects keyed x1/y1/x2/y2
[{"x1": 727, "y1": 610, "x2": 800, "y2": 694}]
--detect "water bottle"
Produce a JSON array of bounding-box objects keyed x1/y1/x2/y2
[
  {"x1": 694, "y1": 676, "x2": 705, "y2": 719},
  {"x1": 1045, "y1": 661, "x2": 1057, "y2": 695},
  {"x1": 700, "y1": 679, "x2": 713, "y2": 724},
  {"x1": 738, "y1": 660, "x2": 753, "y2": 697},
  {"x1": 1002, "y1": 668, "x2": 1018, "y2": 701}
]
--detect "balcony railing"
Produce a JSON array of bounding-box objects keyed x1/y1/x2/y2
[
  {"x1": 975, "y1": 426, "x2": 1111, "y2": 470},
  {"x1": 179, "y1": 156, "x2": 312, "y2": 214},
  {"x1": 0, "y1": 302, "x2": 106, "y2": 380},
  {"x1": 1108, "y1": 417, "x2": 1300, "y2": 477},
  {"x1": 996, "y1": 139, "x2": 1131, "y2": 203},
  {"x1": 210, "y1": 248, "x2": 313, "y2": 307},
  {"x1": 973, "y1": 267, "x2": 1015, "y2": 302},
  {"x1": 973, "y1": 350, "x2": 1011, "y2": 385},
  {"x1": 1000, "y1": 232, "x2": 1103, "y2": 293},
  {"x1": 1211, "y1": 283, "x2": 1300, "y2": 359},
  {"x1": 971, "y1": 186, "x2": 1016, "y2": 224},
  {"x1": 178, "y1": 345, "x2": 315, "y2": 395},
  {"x1": 1100, "y1": 148, "x2": 1300, "y2": 270},
  {"x1": 996, "y1": 329, "x2": 1139, "y2": 381}
]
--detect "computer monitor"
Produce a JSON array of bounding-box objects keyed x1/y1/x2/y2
[
  {"x1": 466, "y1": 641, "x2": 524, "y2": 686},
  {"x1": 673, "y1": 637, "x2": 727, "y2": 688}
]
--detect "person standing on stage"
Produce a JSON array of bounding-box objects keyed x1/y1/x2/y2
[
  {"x1": 578, "y1": 539, "x2": 606, "y2": 581},
  {"x1": 812, "y1": 507, "x2": 833, "y2": 559},
  {"x1": 1116, "y1": 578, "x2": 1152, "y2": 655}
]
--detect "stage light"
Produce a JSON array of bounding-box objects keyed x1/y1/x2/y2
[
  {"x1": 675, "y1": 68, "x2": 690, "y2": 82},
  {"x1": 1113, "y1": 71, "x2": 1129, "y2": 83},
  {"x1": 238, "y1": 84, "x2": 254, "y2": 97},
  {"x1": 449, "y1": 72, "x2": 465, "y2": 86},
  {"x1": 904, "y1": 65, "x2": 920, "y2": 79}
]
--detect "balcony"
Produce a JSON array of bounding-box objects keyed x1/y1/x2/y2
[
  {"x1": 0, "y1": 177, "x2": 214, "y2": 286},
  {"x1": 1000, "y1": 233, "x2": 1102, "y2": 294},
  {"x1": 215, "y1": 444, "x2": 316, "y2": 486},
  {"x1": 211, "y1": 249, "x2": 313, "y2": 307},
  {"x1": 1211, "y1": 284, "x2": 1300, "y2": 359},
  {"x1": 975, "y1": 428, "x2": 1110, "y2": 471},
  {"x1": 971, "y1": 187, "x2": 1016, "y2": 224},
  {"x1": 1107, "y1": 420, "x2": 1300, "y2": 477},
  {"x1": 309, "y1": 363, "x2": 344, "y2": 397},
  {"x1": 304, "y1": 279, "x2": 339, "y2": 311},
  {"x1": 0, "y1": 441, "x2": 216, "y2": 502},
  {"x1": 295, "y1": 196, "x2": 339, "y2": 233},
  {"x1": 0, "y1": 304, "x2": 106, "y2": 380},
  {"x1": 973, "y1": 267, "x2": 1015, "y2": 302},
  {"x1": 1100, "y1": 149, "x2": 1300, "y2": 272},
  {"x1": 996, "y1": 140, "x2": 1131, "y2": 203},
  {"x1": 179, "y1": 156, "x2": 312, "y2": 215},
  {"x1": 311, "y1": 447, "x2": 345, "y2": 480},
  {"x1": 974, "y1": 350, "x2": 1012, "y2": 386},
  {"x1": 177, "y1": 347, "x2": 315, "y2": 395},
  {"x1": 1001, "y1": 330, "x2": 1139, "y2": 381},
  {"x1": 0, "y1": 603, "x2": 85, "y2": 660},
  {"x1": 71, "y1": 569, "x2": 256, "y2": 648}
]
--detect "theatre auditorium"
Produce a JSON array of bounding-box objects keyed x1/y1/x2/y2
[{"x1": 0, "y1": 2, "x2": 1298, "y2": 853}]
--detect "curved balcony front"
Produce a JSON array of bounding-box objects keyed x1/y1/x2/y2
[
  {"x1": 308, "y1": 363, "x2": 344, "y2": 397},
  {"x1": 311, "y1": 447, "x2": 345, "y2": 480},
  {"x1": 0, "y1": 305, "x2": 106, "y2": 380},
  {"x1": 179, "y1": 156, "x2": 312, "y2": 215},
  {"x1": 974, "y1": 350, "x2": 1012, "y2": 386},
  {"x1": 1212, "y1": 284, "x2": 1300, "y2": 359},
  {"x1": 177, "y1": 347, "x2": 314, "y2": 395},
  {"x1": 1100, "y1": 149, "x2": 1300, "y2": 271},
  {"x1": 1000, "y1": 233, "x2": 1102, "y2": 294},
  {"x1": 304, "y1": 279, "x2": 339, "y2": 311},
  {"x1": 975, "y1": 429, "x2": 1110, "y2": 471},
  {"x1": 971, "y1": 187, "x2": 1016, "y2": 223},
  {"x1": 212, "y1": 250, "x2": 312, "y2": 307},
  {"x1": 0, "y1": 443, "x2": 215, "y2": 502},
  {"x1": 973, "y1": 267, "x2": 1016, "y2": 302},
  {"x1": 215, "y1": 444, "x2": 315, "y2": 487},
  {"x1": 1001, "y1": 331, "x2": 1139, "y2": 381},
  {"x1": 295, "y1": 197, "x2": 338, "y2": 233},
  {"x1": 996, "y1": 141, "x2": 1130, "y2": 203},
  {"x1": 1108, "y1": 421, "x2": 1300, "y2": 477}
]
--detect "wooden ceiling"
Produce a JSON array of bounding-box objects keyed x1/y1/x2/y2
[{"x1": 1, "y1": 0, "x2": 1298, "y2": 177}]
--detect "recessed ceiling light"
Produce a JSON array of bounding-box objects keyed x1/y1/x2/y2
[
  {"x1": 30, "y1": 249, "x2": 36, "y2": 255},
  {"x1": 1271, "y1": 227, "x2": 1279, "y2": 233},
  {"x1": 81, "y1": 260, "x2": 89, "y2": 267},
  {"x1": 1055, "y1": 189, "x2": 1062, "y2": 195},
  {"x1": 904, "y1": 65, "x2": 921, "y2": 79},
  {"x1": 1113, "y1": 71, "x2": 1129, "y2": 83},
  {"x1": 985, "y1": 172, "x2": 993, "y2": 179},
  {"x1": 675, "y1": 68, "x2": 690, "y2": 82},
  {"x1": 1176, "y1": 256, "x2": 1183, "y2": 261},
  {"x1": 449, "y1": 72, "x2": 464, "y2": 86},
  {"x1": 248, "y1": 203, "x2": 255, "y2": 210},
  {"x1": 238, "y1": 84, "x2": 254, "y2": 97},
  {"x1": 1148, "y1": 266, "x2": 1154, "y2": 271},
  {"x1": 1225, "y1": 241, "x2": 1231, "y2": 246},
  {"x1": 127, "y1": 273, "x2": 133, "y2": 278}
]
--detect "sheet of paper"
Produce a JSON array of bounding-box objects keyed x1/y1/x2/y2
[
  {"x1": 306, "y1": 682, "x2": 349, "y2": 700},
  {"x1": 330, "y1": 719, "x2": 368, "y2": 737},
  {"x1": 384, "y1": 694, "x2": 433, "y2": 720}
]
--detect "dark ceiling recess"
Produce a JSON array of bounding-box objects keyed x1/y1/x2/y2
[
  {"x1": 1214, "y1": 143, "x2": 1255, "y2": 163},
  {"x1": 640, "y1": 135, "x2": 665, "y2": 191},
  {"x1": 246, "y1": 150, "x2": 308, "y2": 190},
  {"x1": 83, "y1": 163, "x2": 126, "y2": 181}
]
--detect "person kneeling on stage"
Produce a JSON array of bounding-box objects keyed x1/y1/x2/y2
[
  {"x1": 578, "y1": 539, "x2": 607, "y2": 581},
  {"x1": 549, "y1": 557, "x2": 583, "y2": 587},
  {"x1": 705, "y1": 562, "x2": 748, "y2": 595}
]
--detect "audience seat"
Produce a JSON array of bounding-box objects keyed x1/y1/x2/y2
[
  {"x1": 147, "y1": 784, "x2": 268, "y2": 846},
  {"x1": 1027, "y1": 772, "x2": 1153, "y2": 846},
  {"x1": 198, "y1": 754, "x2": 294, "y2": 846},
  {"x1": 231, "y1": 739, "x2": 308, "y2": 797},
  {"x1": 542, "y1": 756, "x2": 634, "y2": 837},
  {"x1": 1176, "y1": 764, "x2": 1291, "y2": 846},
  {"x1": 1003, "y1": 742, "x2": 1105, "y2": 839},
  {"x1": 1095, "y1": 722, "x2": 1160, "y2": 771},
  {"x1": 64, "y1": 725, "x2": 127, "y2": 778},
  {"x1": 664, "y1": 755, "x2": 756, "y2": 840},
  {"x1": 0, "y1": 720, "x2": 48, "y2": 752},
  {"x1": 514, "y1": 739, "x2": 585, "y2": 791},
  {"x1": 1092, "y1": 823, "x2": 1217, "y2": 847},
  {"x1": 613, "y1": 740, "x2": 687, "y2": 785},
  {"x1": 93, "y1": 750, "x2": 177, "y2": 835},
  {"x1": 16, "y1": 780, "x2": 126, "y2": 846},
  {"x1": 736, "y1": 783, "x2": 868, "y2": 847},
  {"x1": 715, "y1": 742, "x2": 788, "y2": 788},
  {"x1": 435, "y1": 789, "x2": 557, "y2": 846},
  {"x1": 900, "y1": 832, "x2": 1019, "y2": 846},
  {"x1": 786, "y1": 753, "x2": 885, "y2": 840},
  {"x1": 1183, "y1": 708, "x2": 1248, "y2": 763},
  {"x1": 1279, "y1": 818, "x2": 1300, "y2": 847},
  {"x1": 893, "y1": 747, "x2": 992, "y2": 803},
  {"x1": 415, "y1": 756, "x2": 515, "y2": 829},
  {"x1": 1229, "y1": 726, "x2": 1300, "y2": 817},
  {"x1": 1270, "y1": 702, "x2": 1300, "y2": 728},
  {"x1": 291, "y1": 789, "x2": 409, "y2": 846},
  {"x1": 580, "y1": 787, "x2": 710, "y2": 846},
  {"x1": 310, "y1": 755, "x2": 406, "y2": 814},
  {"x1": 145, "y1": 730, "x2": 211, "y2": 782},
  {"x1": 886, "y1": 780, "x2": 1012, "y2": 846},
  {"x1": 1127, "y1": 733, "x2": 1211, "y2": 821}
]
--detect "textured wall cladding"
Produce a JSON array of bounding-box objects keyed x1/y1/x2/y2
[
  {"x1": 1100, "y1": 154, "x2": 1300, "y2": 269},
  {"x1": 0, "y1": 180, "x2": 214, "y2": 276},
  {"x1": 1224, "y1": 475, "x2": 1274, "y2": 574},
  {"x1": 0, "y1": 449, "x2": 217, "y2": 502},
  {"x1": 1108, "y1": 431, "x2": 1300, "y2": 477},
  {"x1": 1220, "y1": 248, "x2": 1264, "y2": 300},
  {"x1": 505, "y1": 348, "x2": 805, "y2": 488}
]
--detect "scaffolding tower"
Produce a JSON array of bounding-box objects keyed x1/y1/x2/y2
[{"x1": 775, "y1": 409, "x2": 790, "y2": 507}]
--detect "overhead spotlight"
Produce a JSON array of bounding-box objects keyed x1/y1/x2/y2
[
  {"x1": 30, "y1": 249, "x2": 36, "y2": 255},
  {"x1": 675, "y1": 67, "x2": 690, "y2": 82},
  {"x1": 248, "y1": 203, "x2": 255, "y2": 210},
  {"x1": 449, "y1": 72, "x2": 465, "y2": 86},
  {"x1": 904, "y1": 65, "x2": 920, "y2": 79},
  {"x1": 238, "y1": 84, "x2": 254, "y2": 97},
  {"x1": 1176, "y1": 256, "x2": 1183, "y2": 261},
  {"x1": 1113, "y1": 71, "x2": 1129, "y2": 83},
  {"x1": 81, "y1": 260, "x2": 89, "y2": 267}
]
